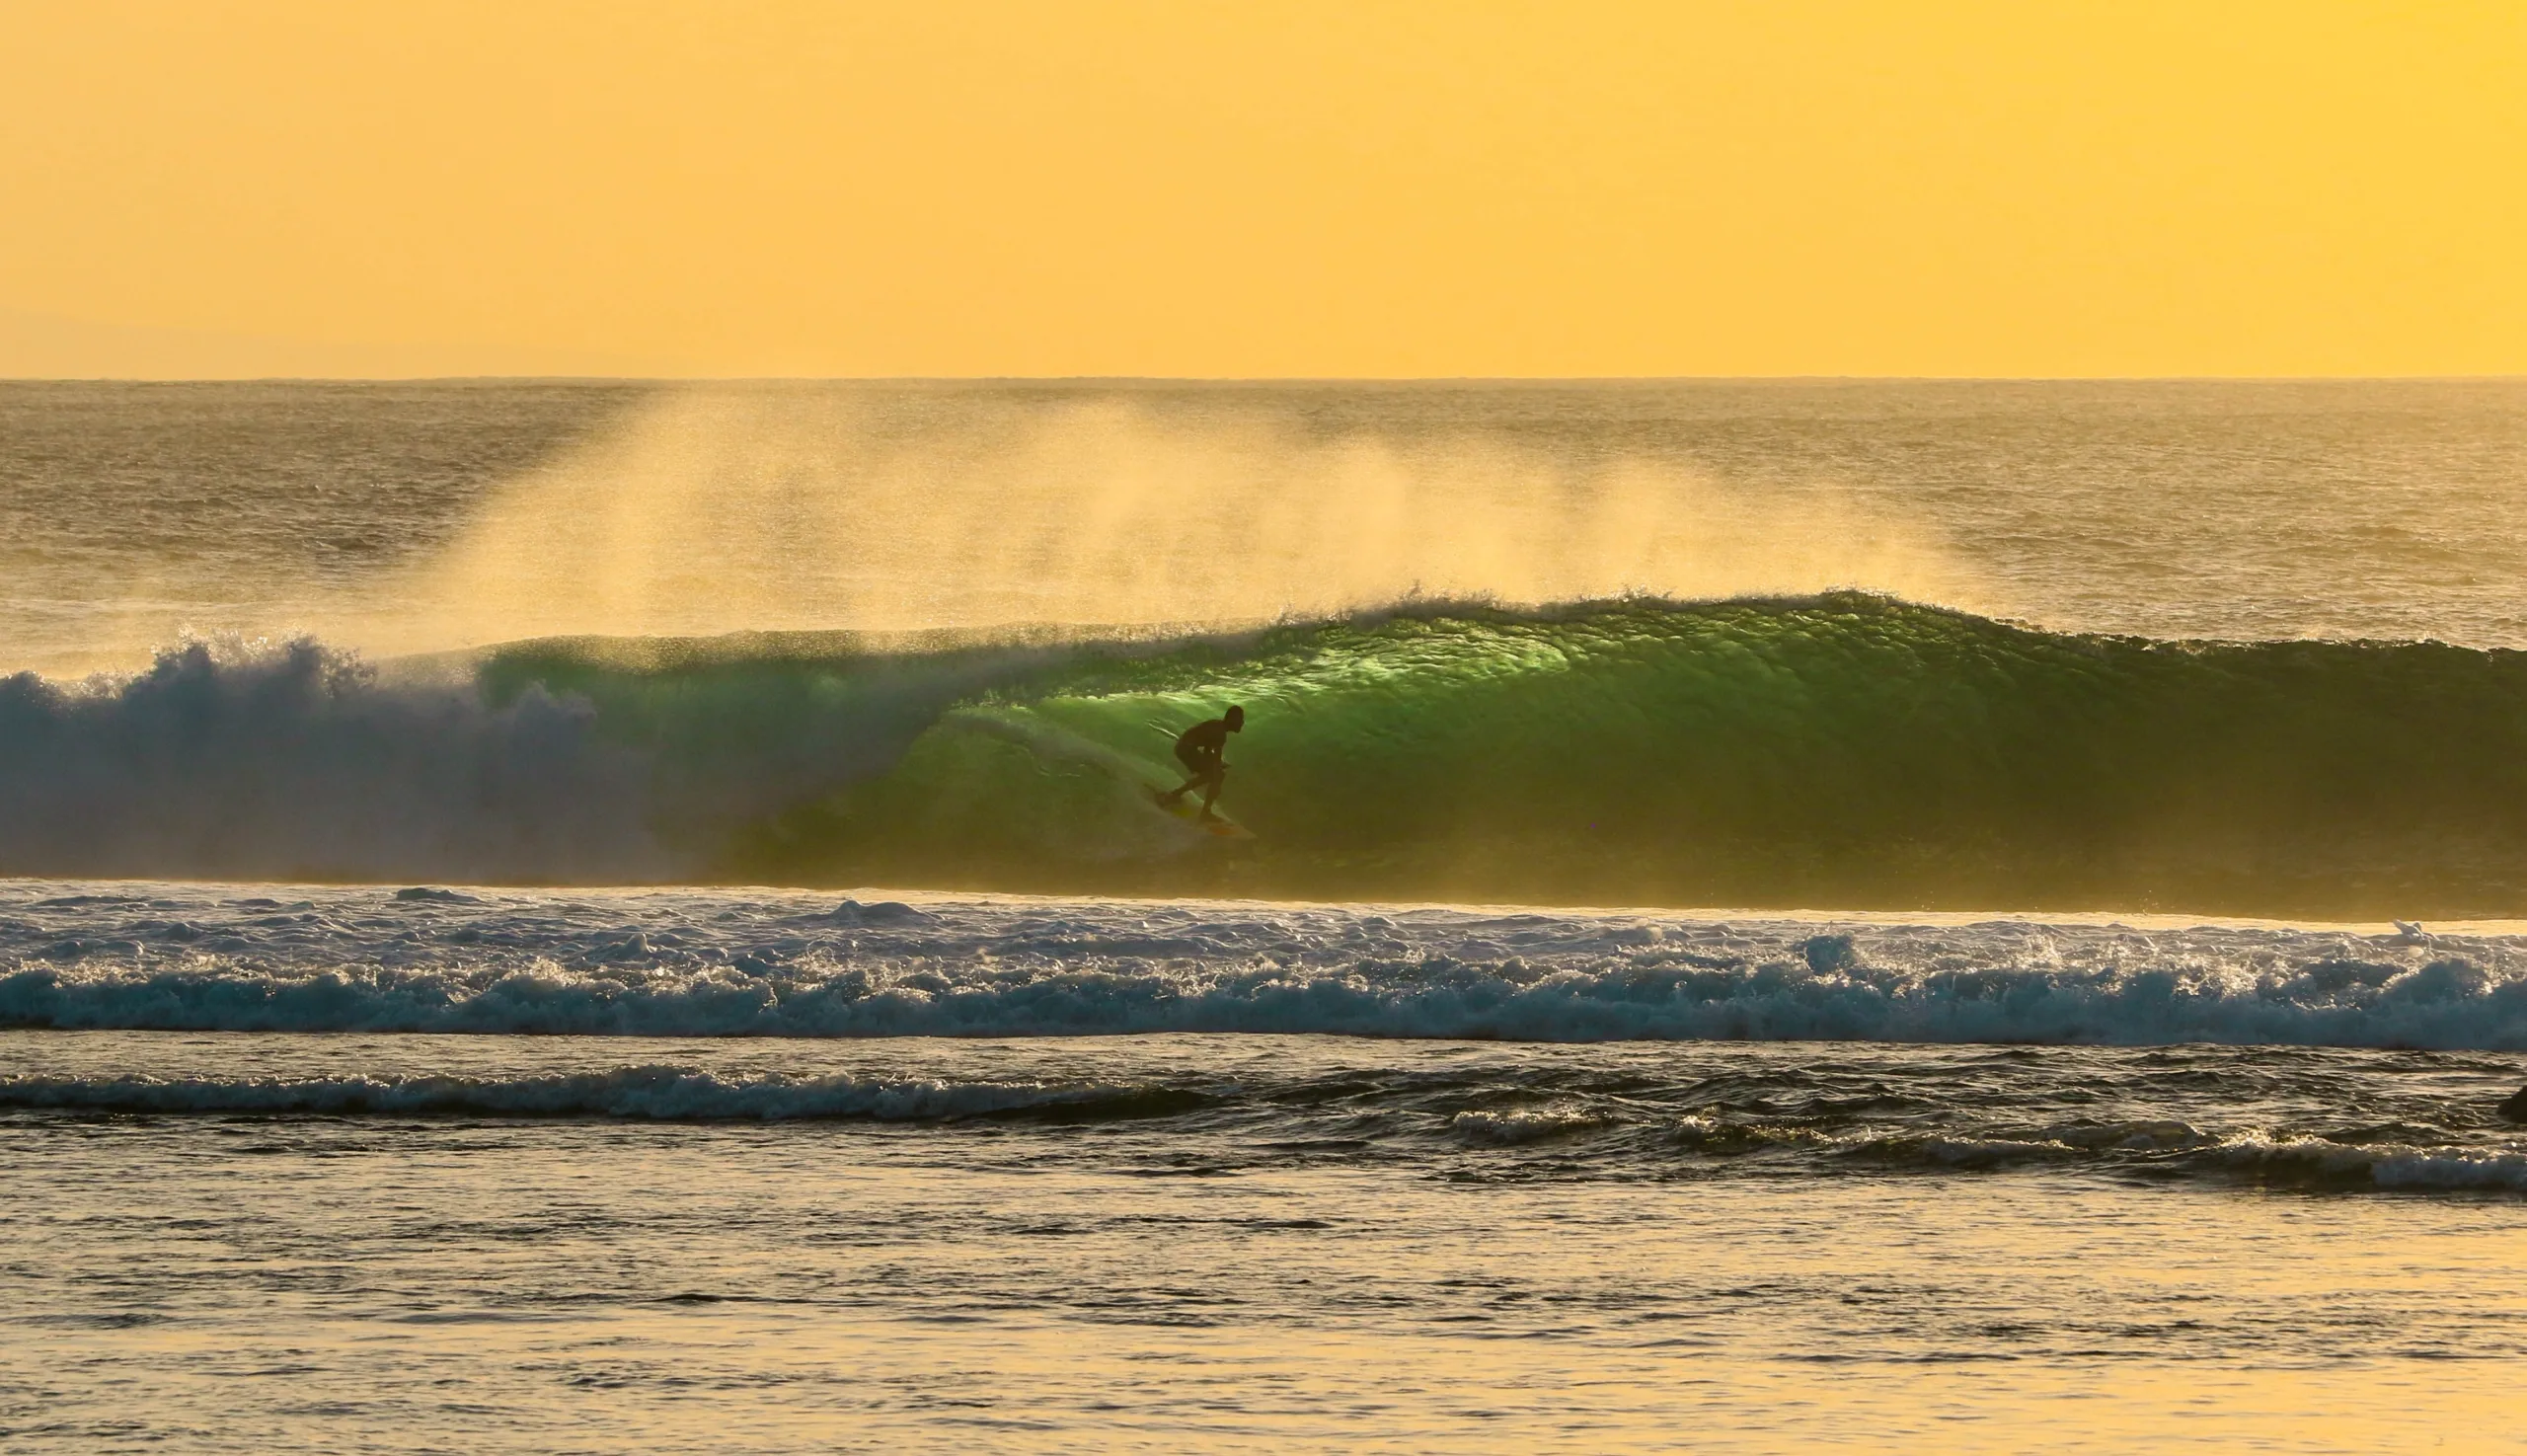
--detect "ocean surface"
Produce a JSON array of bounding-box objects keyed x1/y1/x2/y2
[{"x1": 4, "y1": 380, "x2": 2526, "y2": 1450}]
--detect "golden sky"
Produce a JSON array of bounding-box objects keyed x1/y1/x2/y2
[{"x1": 3, "y1": 2, "x2": 2521, "y2": 377}]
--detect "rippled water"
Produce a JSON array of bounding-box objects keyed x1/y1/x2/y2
[
  {"x1": 7, "y1": 881, "x2": 2527, "y2": 1448},
  {"x1": 10, "y1": 1028, "x2": 2526, "y2": 1451}
]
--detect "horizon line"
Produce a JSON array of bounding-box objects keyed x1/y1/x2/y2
[{"x1": 6, "y1": 372, "x2": 2525, "y2": 386}]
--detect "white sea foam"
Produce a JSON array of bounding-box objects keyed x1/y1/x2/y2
[
  {"x1": 1450, "y1": 1107, "x2": 1613, "y2": 1144},
  {"x1": 4, "y1": 882, "x2": 2525, "y2": 1048},
  {"x1": 0, "y1": 640, "x2": 671, "y2": 882}
]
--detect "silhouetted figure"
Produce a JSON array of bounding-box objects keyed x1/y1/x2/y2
[{"x1": 1158, "y1": 705, "x2": 1244, "y2": 821}]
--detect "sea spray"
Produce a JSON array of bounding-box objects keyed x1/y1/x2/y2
[
  {"x1": 0, "y1": 637, "x2": 664, "y2": 882},
  {"x1": 385, "y1": 385, "x2": 1980, "y2": 651}
]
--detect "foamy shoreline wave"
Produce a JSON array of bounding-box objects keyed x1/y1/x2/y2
[{"x1": 4, "y1": 882, "x2": 2524, "y2": 1048}]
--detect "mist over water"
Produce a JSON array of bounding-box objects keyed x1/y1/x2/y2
[
  {"x1": 0, "y1": 380, "x2": 642, "y2": 675},
  {"x1": 8, "y1": 378, "x2": 2527, "y2": 672},
  {"x1": 363, "y1": 384, "x2": 1982, "y2": 654}
]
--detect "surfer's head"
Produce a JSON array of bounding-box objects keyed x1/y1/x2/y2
[{"x1": 1224, "y1": 705, "x2": 1246, "y2": 731}]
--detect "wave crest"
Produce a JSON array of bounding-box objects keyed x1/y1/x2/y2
[
  {"x1": 9, "y1": 944, "x2": 2525, "y2": 1048},
  {"x1": 8, "y1": 595, "x2": 2527, "y2": 914}
]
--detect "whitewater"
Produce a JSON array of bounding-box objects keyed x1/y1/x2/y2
[
  {"x1": 8, "y1": 881, "x2": 2527, "y2": 1050},
  {"x1": 6, "y1": 380, "x2": 2527, "y2": 1452}
]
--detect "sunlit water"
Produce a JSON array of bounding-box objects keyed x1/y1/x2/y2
[
  {"x1": 6, "y1": 379, "x2": 2527, "y2": 671},
  {"x1": 5, "y1": 381, "x2": 2526, "y2": 1449},
  {"x1": 10, "y1": 1027, "x2": 2527, "y2": 1452},
  {"x1": 5, "y1": 882, "x2": 2526, "y2": 1449}
]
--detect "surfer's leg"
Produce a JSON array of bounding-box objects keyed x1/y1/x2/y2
[
  {"x1": 1160, "y1": 760, "x2": 1213, "y2": 804},
  {"x1": 1197, "y1": 765, "x2": 1227, "y2": 818},
  {"x1": 1161, "y1": 745, "x2": 1210, "y2": 804}
]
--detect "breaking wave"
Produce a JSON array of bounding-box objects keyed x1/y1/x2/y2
[
  {"x1": 4, "y1": 889, "x2": 2524, "y2": 1048},
  {"x1": 6, "y1": 958, "x2": 2521, "y2": 1047},
  {"x1": 7, "y1": 594, "x2": 2527, "y2": 914}
]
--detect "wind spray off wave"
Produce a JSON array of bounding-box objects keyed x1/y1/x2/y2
[{"x1": 352, "y1": 385, "x2": 1984, "y2": 652}]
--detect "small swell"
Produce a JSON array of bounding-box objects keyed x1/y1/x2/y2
[
  {"x1": 0, "y1": 1065, "x2": 1163, "y2": 1122},
  {"x1": 2201, "y1": 1135, "x2": 2527, "y2": 1192},
  {"x1": 15, "y1": 1066, "x2": 2519, "y2": 1195}
]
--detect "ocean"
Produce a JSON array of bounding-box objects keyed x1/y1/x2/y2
[{"x1": 4, "y1": 379, "x2": 2525, "y2": 1451}]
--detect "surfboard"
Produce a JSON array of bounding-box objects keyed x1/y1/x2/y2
[{"x1": 1148, "y1": 786, "x2": 1258, "y2": 840}]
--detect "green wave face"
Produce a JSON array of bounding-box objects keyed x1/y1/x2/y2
[{"x1": 484, "y1": 595, "x2": 2527, "y2": 916}]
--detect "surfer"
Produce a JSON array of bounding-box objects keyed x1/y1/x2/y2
[{"x1": 1157, "y1": 705, "x2": 1244, "y2": 822}]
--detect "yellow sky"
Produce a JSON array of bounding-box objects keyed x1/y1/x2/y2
[{"x1": 3, "y1": 2, "x2": 2521, "y2": 378}]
